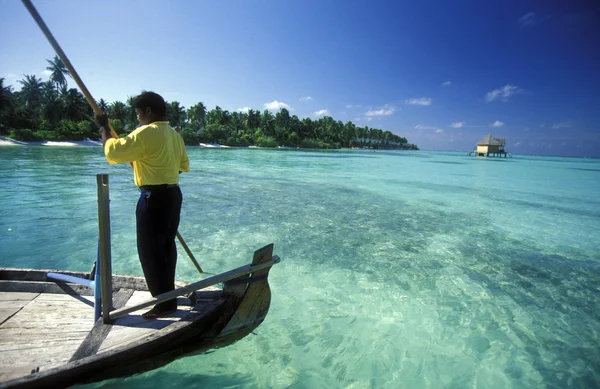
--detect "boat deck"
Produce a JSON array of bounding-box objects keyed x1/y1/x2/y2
[{"x1": 0, "y1": 289, "x2": 200, "y2": 382}]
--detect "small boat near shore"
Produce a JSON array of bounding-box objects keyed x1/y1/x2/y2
[
  {"x1": 199, "y1": 143, "x2": 230, "y2": 148},
  {"x1": 0, "y1": 175, "x2": 279, "y2": 389}
]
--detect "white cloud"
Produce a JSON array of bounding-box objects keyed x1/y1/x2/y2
[
  {"x1": 518, "y1": 13, "x2": 537, "y2": 27},
  {"x1": 442, "y1": 81, "x2": 452, "y2": 87},
  {"x1": 365, "y1": 104, "x2": 395, "y2": 117},
  {"x1": 237, "y1": 107, "x2": 251, "y2": 113},
  {"x1": 346, "y1": 104, "x2": 361, "y2": 109},
  {"x1": 353, "y1": 117, "x2": 361, "y2": 122},
  {"x1": 40, "y1": 69, "x2": 52, "y2": 80},
  {"x1": 484, "y1": 85, "x2": 523, "y2": 102},
  {"x1": 366, "y1": 117, "x2": 373, "y2": 122},
  {"x1": 415, "y1": 124, "x2": 443, "y2": 133},
  {"x1": 299, "y1": 96, "x2": 313, "y2": 101},
  {"x1": 518, "y1": 12, "x2": 549, "y2": 28},
  {"x1": 405, "y1": 97, "x2": 432, "y2": 106},
  {"x1": 491, "y1": 120, "x2": 504, "y2": 127},
  {"x1": 552, "y1": 122, "x2": 572, "y2": 129},
  {"x1": 313, "y1": 109, "x2": 329, "y2": 116},
  {"x1": 264, "y1": 100, "x2": 292, "y2": 111},
  {"x1": 451, "y1": 121, "x2": 464, "y2": 128},
  {"x1": 514, "y1": 141, "x2": 522, "y2": 147}
]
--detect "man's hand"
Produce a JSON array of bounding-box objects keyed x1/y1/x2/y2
[
  {"x1": 95, "y1": 112, "x2": 111, "y2": 147},
  {"x1": 95, "y1": 112, "x2": 109, "y2": 129}
]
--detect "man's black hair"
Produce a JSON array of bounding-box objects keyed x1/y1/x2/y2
[{"x1": 132, "y1": 91, "x2": 167, "y2": 117}]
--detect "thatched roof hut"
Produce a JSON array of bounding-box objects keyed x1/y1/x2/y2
[
  {"x1": 473, "y1": 134, "x2": 507, "y2": 157},
  {"x1": 477, "y1": 134, "x2": 506, "y2": 147}
]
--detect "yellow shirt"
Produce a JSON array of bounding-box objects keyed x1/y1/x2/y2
[{"x1": 104, "y1": 122, "x2": 190, "y2": 187}]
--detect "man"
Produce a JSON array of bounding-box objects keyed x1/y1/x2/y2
[{"x1": 96, "y1": 91, "x2": 190, "y2": 319}]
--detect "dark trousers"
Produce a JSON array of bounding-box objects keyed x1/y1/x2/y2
[{"x1": 136, "y1": 186, "x2": 182, "y2": 311}]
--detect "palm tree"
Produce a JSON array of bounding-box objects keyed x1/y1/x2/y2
[
  {"x1": 275, "y1": 108, "x2": 290, "y2": 130},
  {"x1": 245, "y1": 109, "x2": 261, "y2": 130},
  {"x1": 61, "y1": 88, "x2": 89, "y2": 121},
  {"x1": 0, "y1": 78, "x2": 15, "y2": 113},
  {"x1": 166, "y1": 101, "x2": 186, "y2": 127},
  {"x1": 41, "y1": 80, "x2": 59, "y2": 101},
  {"x1": 46, "y1": 55, "x2": 70, "y2": 91},
  {"x1": 108, "y1": 101, "x2": 127, "y2": 122},
  {"x1": 98, "y1": 98, "x2": 109, "y2": 113},
  {"x1": 187, "y1": 102, "x2": 207, "y2": 130},
  {"x1": 206, "y1": 106, "x2": 230, "y2": 126},
  {"x1": 230, "y1": 111, "x2": 245, "y2": 134},
  {"x1": 261, "y1": 109, "x2": 275, "y2": 136},
  {"x1": 17, "y1": 74, "x2": 43, "y2": 107}
]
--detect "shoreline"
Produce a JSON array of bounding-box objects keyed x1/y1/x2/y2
[{"x1": 0, "y1": 136, "x2": 102, "y2": 147}]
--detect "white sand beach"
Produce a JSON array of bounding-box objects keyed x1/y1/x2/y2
[{"x1": 0, "y1": 136, "x2": 101, "y2": 147}]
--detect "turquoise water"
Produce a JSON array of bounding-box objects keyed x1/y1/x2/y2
[{"x1": 1, "y1": 146, "x2": 599, "y2": 388}]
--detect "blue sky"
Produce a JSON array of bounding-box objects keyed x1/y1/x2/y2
[{"x1": 1, "y1": 0, "x2": 599, "y2": 156}]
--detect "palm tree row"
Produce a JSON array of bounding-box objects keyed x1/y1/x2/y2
[{"x1": 0, "y1": 57, "x2": 418, "y2": 150}]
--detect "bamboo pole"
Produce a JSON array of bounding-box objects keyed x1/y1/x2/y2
[{"x1": 22, "y1": 0, "x2": 205, "y2": 275}]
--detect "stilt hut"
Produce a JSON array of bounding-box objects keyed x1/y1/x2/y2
[{"x1": 471, "y1": 134, "x2": 508, "y2": 157}]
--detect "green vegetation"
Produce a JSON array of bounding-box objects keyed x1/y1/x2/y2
[{"x1": 0, "y1": 57, "x2": 418, "y2": 150}]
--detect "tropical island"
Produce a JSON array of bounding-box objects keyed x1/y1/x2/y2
[{"x1": 0, "y1": 57, "x2": 418, "y2": 150}]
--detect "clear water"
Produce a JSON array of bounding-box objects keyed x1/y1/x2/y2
[{"x1": 1, "y1": 146, "x2": 599, "y2": 389}]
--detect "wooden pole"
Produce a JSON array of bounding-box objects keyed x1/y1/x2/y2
[
  {"x1": 96, "y1": 174, "x2": 113, "y2": 324},
  {"x1": 176, "y1": 232, "x2": 204, "y2": 273},
  {"x1": 21, "y1": 0, "x2": 119, "y2": 139}
]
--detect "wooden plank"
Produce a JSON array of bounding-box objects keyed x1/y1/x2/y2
[
  {"x1": 1, "y1": 298, "x2": 229, "y2": 389},
  {"x1": 98, "y1": 291, "x2": 195, "y2": 353},
  {"x1": 0, "y1": 345, "x2": 83, "y2": 382},
  {"x1": 0, "y1": 292, "x2": 39, "y2": 301},
  {"x1": 109, "y1": 256, "x2": 280, "y2": 320},
  {"x1": 0, "y1": 300, "x2": 35, "y2": 309},
  {"x1": 0, "y1": 327, "x2": 91, "y2": 338},
  {"x1": 0, "y1": 280, "x2": 94, "y2": 296},
  {"x1": 69, "y1": 288, "x2": 134, "y2": 361},
  {"x1": 0, "y1": 338, "x2": 85, "y2": 352},
  {"x1": 0, "y1": 289, "x2": 95, "y2": 384},
  {"x1": 0, "y1": 291, "x2": 38, "y2": 325},
  {"x1": 0, "y1": 309, "x2": 18, "y2": 326}
]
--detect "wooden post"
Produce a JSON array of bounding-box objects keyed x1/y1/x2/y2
[{"x1": 96, "y1": 174, "x2": 113, "y2": 323}]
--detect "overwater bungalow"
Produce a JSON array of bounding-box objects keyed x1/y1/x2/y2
[{"x1": 470, "y1": 134, "x2": 509, "y2": 157}]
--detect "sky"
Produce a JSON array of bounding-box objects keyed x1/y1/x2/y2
[{"x1": 1, "y1": 0, "x2": 599, "y2": 157}]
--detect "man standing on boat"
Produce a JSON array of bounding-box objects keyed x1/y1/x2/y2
[{"x1": 96, "y1": 91, "x2": 190, "y2": 319}]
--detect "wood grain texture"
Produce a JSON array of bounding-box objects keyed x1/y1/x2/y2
[
  {"x1": 0, "y1": 292, "x2": 94, "y2": 383},
  {"x1": 69, "y1": 288, "x2": 134, "y2": 361}
]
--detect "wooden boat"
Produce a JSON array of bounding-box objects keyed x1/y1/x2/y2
[{"x1": 0, "y1": 175, "x2": 279, "y2": 388}]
